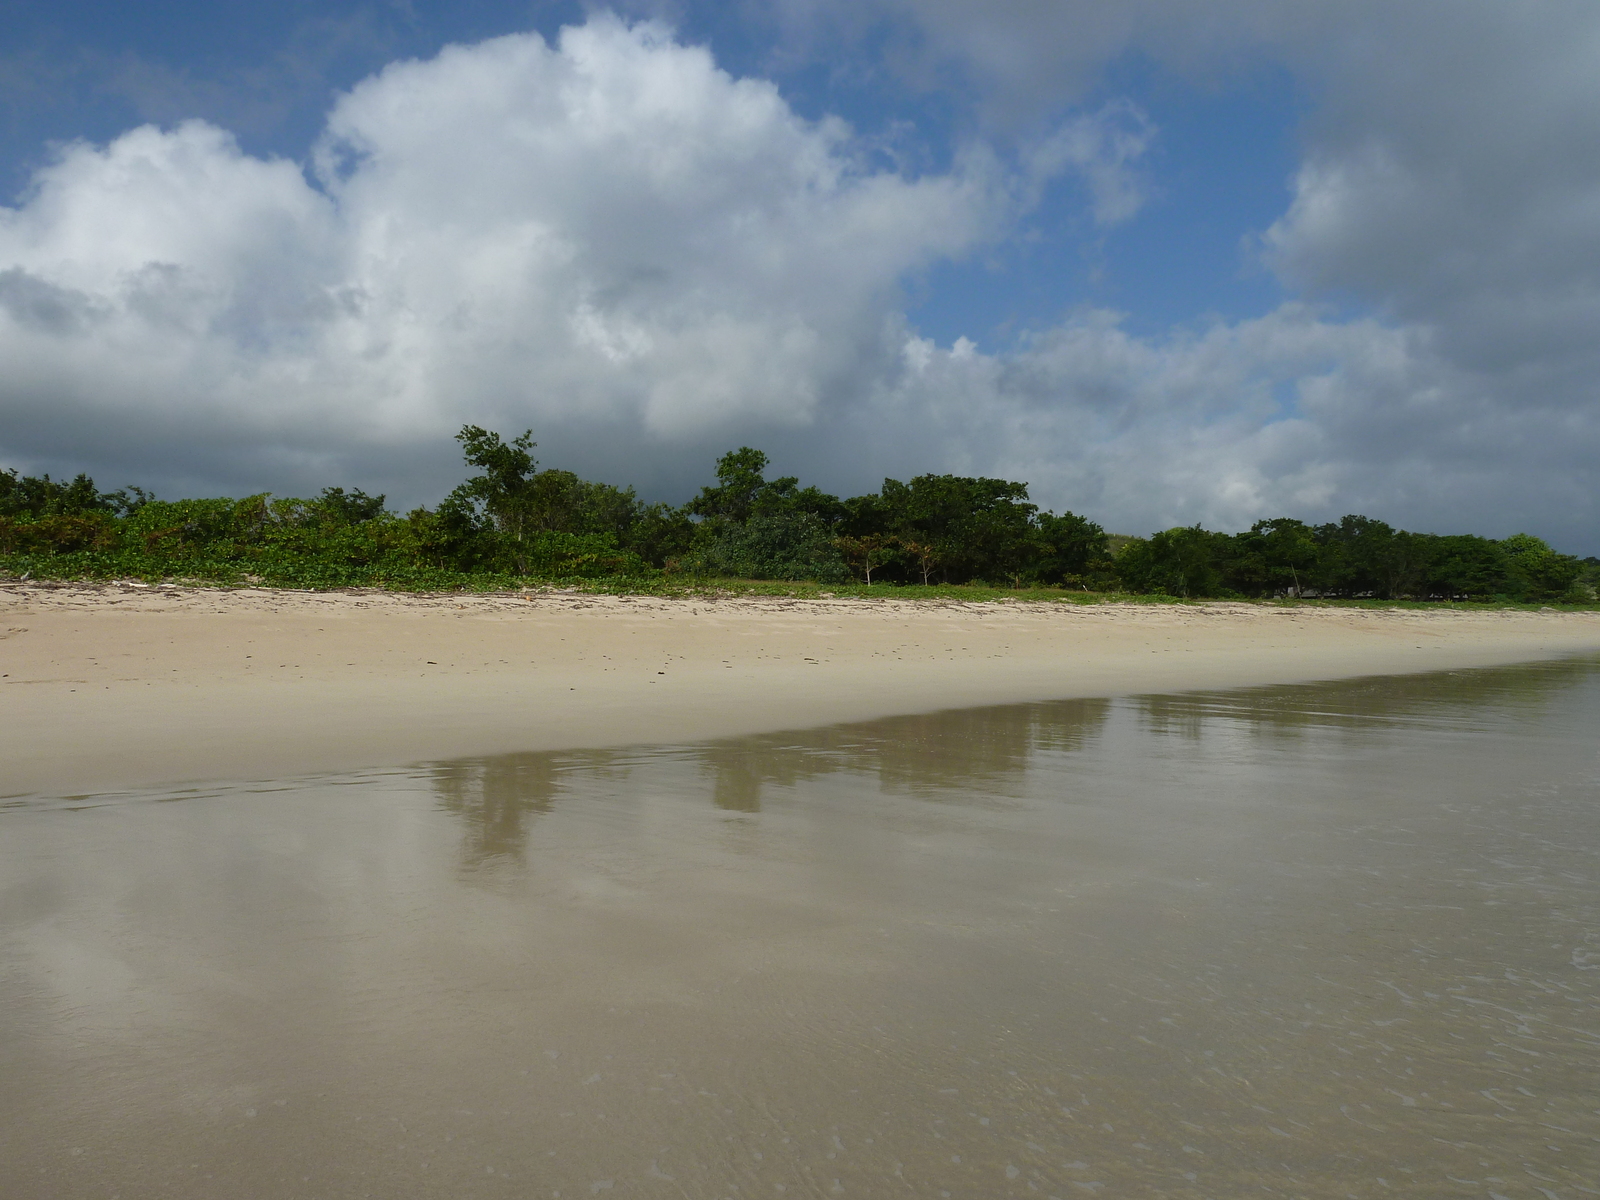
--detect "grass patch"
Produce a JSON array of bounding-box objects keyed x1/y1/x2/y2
[{"x1": 9, "y1": 558, "x2": 1594, "y2": 613}]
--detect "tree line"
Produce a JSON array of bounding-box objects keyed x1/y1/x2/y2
[{"x1": 2, "y1": 426, "x2": 1594, "y2": 602}]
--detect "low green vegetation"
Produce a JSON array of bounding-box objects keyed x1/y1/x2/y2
[{"x1": 3, "y1": 427, "x2": 1595, "y2": 605}]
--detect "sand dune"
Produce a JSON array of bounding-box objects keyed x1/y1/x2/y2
[{"x1": 4, "y1": 581, "x2": 1598, "y2": 796}]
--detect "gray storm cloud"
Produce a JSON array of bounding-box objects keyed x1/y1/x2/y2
[{"x1": 1, "y1": 6, "x2": 1597, "y2": 550}]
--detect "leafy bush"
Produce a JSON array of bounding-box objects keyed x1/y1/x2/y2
[
  {"x1": 693, "y1": 510, "x2": 850, "y2": 583},
  {"x1": 2, "y1": 442, "x2": 1590, "y2": 603}
]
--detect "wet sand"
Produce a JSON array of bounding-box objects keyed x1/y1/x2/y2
[
  {"x1": 3, "y1": 659, "x2": 1597, "y2": 1198},
  {"x1": 4, "y1": 581, "x2": 1600, "y2": 795}
]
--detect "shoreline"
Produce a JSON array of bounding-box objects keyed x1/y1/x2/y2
[{"x1": 5, "y1": 581, "x2": 1600, "y2": 797}]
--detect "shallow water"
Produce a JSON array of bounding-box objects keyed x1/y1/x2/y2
[{"x1": 3, "y1": 659, "x2": 1598, "y2": 1199}]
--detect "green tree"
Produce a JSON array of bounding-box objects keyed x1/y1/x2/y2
[
  {"x1": 0, "y1": 469, "x2": 115, "y2": 518},
  {"x1": 1029, "y1": 510, "x2": 1112, "y2": 587},
  {"x1": 688, "y1": 447, "x2": 772, "y2": 528},
  {"x1": 0, "y1": 468, "x2": 124, "y2": 554},
  {"x1": 449, "y1": 426, "x2": 540, "y2": 566},
  {"x1": 624, "y1": 502, "x2": 695, "y2": 568},
  {"x1": 1578, "y1": 556, "x2": 1600, "y2": 599},
  {"x1": 873, "y1": 474, "x2": 1037, "y2": 583},
  {"x1": 683, "y1": 448, "x2": 849, "y2": 581},
  {"x1": 1232, "y1": 518, "x2": 1319, "y2": 596},
  {"x1": 701, "y1": 511, "x2": 850, "y2": 582},
  {"x1": 898, "y1": 537, "x2": 941, "y2": 585},
  {"x1": 1115, "y1": 525, "x2": 1233, "y2": 597},
  {"x1": 516, "y1": 469, "x2": 639, "y2": 539},
  {"x1": 315, "y1": 487, "x2": 388, "y2": 524},
  {"x1": 1309, "y1": 515, "x2": 1399, "y2": 596},
  {"x1": 1422, "y1": 534, "x2": 1505, "y2": 599},
  {"x1": 1499, "y1": 533, "x2": 1582, "y2": 600},
  {"x1": 835, "y1": 533, "x2": 897, "y2": 584}
]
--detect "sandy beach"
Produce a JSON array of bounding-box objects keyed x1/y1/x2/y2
[{"x1": 4, "y1": 580, "x2": 1599, "y2": 796}]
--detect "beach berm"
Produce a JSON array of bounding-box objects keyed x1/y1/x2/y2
[{"x1": 4, "y1": 581, "x2": 1599, "y2": 796}]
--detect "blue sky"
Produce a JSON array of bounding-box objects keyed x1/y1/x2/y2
[{"x1": 2, "y1": 1, "x2": 1597, "y2": 550}]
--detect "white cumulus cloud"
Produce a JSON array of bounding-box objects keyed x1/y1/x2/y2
[{"x1": 0, "y1": 17, "x2": 1017, "y2": 498}]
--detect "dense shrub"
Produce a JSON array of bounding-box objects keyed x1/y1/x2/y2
[{"x1": 1, "y1": 444, "x2": 1588, "y2": 601}]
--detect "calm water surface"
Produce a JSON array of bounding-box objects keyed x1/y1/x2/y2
[{"x1": 3, "y1": 659, "x2": 1599, "y2": 1198}]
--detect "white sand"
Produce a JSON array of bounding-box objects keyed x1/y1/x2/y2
[{"x1": 4, "y1": 581, "x2": 1599, "y2": 796}]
